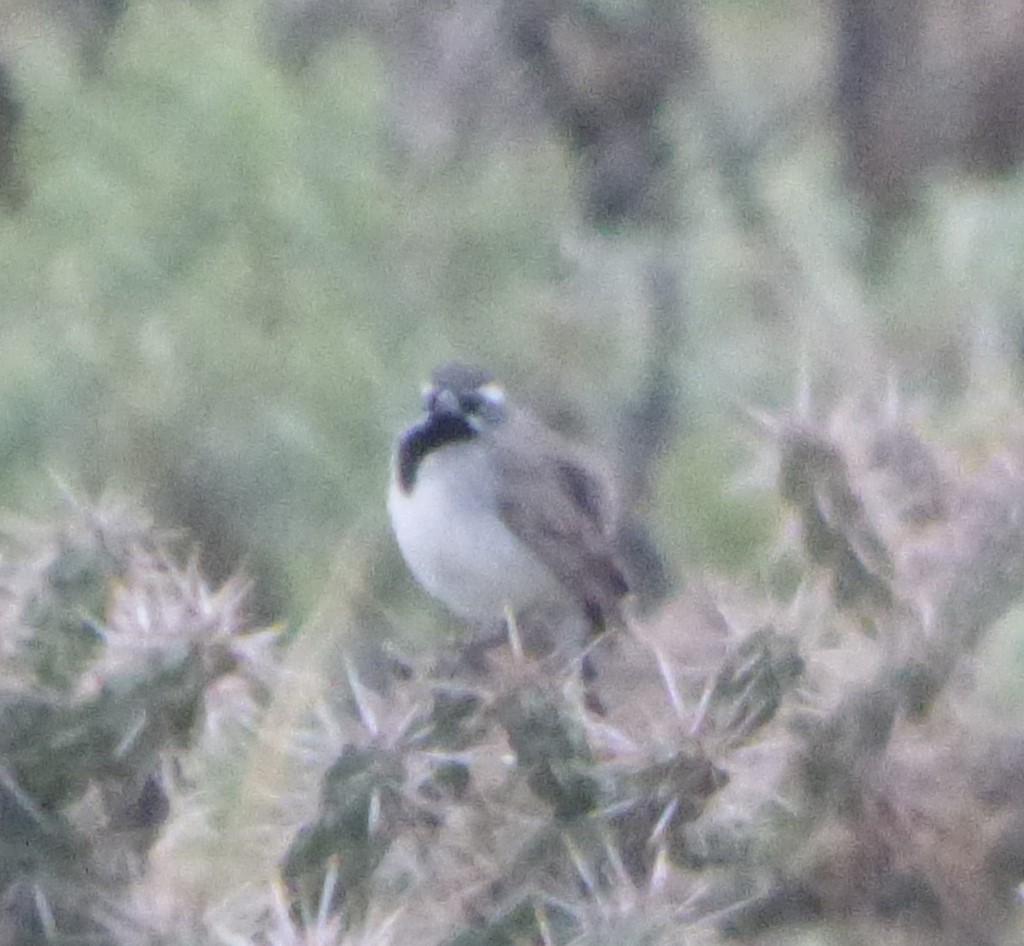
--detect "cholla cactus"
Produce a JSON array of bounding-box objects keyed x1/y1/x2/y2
[
  {"x1": 0, "y1": 495, "x2": 268, "y2": 946},
  {"x1": 718, "y1": 402, "x2": 1024, "y2": 944},
  {"x1": 276, "y1": 393, "x2": 1024, "y2": 946},
  {"x1": 5, "y1": 396, "x2": 1022, "y2": 946}
]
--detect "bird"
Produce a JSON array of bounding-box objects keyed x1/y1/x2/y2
[{"x1": 387, "y1": 362, "x2": 630, "y2": 657}]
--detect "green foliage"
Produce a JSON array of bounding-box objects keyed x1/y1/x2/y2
[
  {"x1": 655, "y1": 422, "x2": 778, "y2": 573},
  {"x1": 1, "y1": 0, "x2": 578, "y2": 620}
]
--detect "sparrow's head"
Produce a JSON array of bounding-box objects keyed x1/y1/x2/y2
[
  {"x1": 396, "y1": 363, "x2": 507, "y2": 492},
  {"x1": 423, "y1": 362, "x2": 507, "y2": 431}
]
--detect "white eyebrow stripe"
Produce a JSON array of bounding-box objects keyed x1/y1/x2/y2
[{"x1": 479, "y1": 382, "x2": 506, "y2": 404}]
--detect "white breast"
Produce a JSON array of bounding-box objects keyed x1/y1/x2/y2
[{"x1": 388, "y1": 440, "x2": 566, "y2": 624}]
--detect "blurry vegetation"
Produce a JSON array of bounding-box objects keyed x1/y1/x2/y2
[{"x1": 1, "y1": 0, "x2": 1024, "y2": 943}]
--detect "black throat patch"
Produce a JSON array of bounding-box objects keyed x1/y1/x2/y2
[{"x1": 397, "y1": 413, "x2": 476, "y2": 492}]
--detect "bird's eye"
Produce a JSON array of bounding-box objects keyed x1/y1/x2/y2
[{"x1": 459, "y1": 392, "x2": 483, "y2": 414}]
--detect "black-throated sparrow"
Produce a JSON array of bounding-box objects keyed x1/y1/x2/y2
[{"x1": 388, "y1": 363, "x2": 629, "y2": 651}]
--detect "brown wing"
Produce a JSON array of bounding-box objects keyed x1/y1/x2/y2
[{"x1": 492, "y1": 412, "x2": 629, "y2": 632}]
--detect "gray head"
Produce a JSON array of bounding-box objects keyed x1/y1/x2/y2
[
  {"x1": 431, "y1": 362, "x2": 494, "y2": 392},
  {"x1": 396, "y1": 363, "x2": 508, "y2": 491},
  {"x1": 423, "y1": 362, "x2": 507, "y2": 429}
]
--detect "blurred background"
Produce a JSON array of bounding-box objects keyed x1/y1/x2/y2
[{"x1": 7, "y1": 0, "x2": 1024, "y2": 631}]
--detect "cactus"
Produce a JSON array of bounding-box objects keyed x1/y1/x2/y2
[
  {"x1": 0, "y1": 497, "x2": 264, "y2": 946},
  {"x1": 3, "y1": 399, "x2": 1023, "y2": 946}
]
